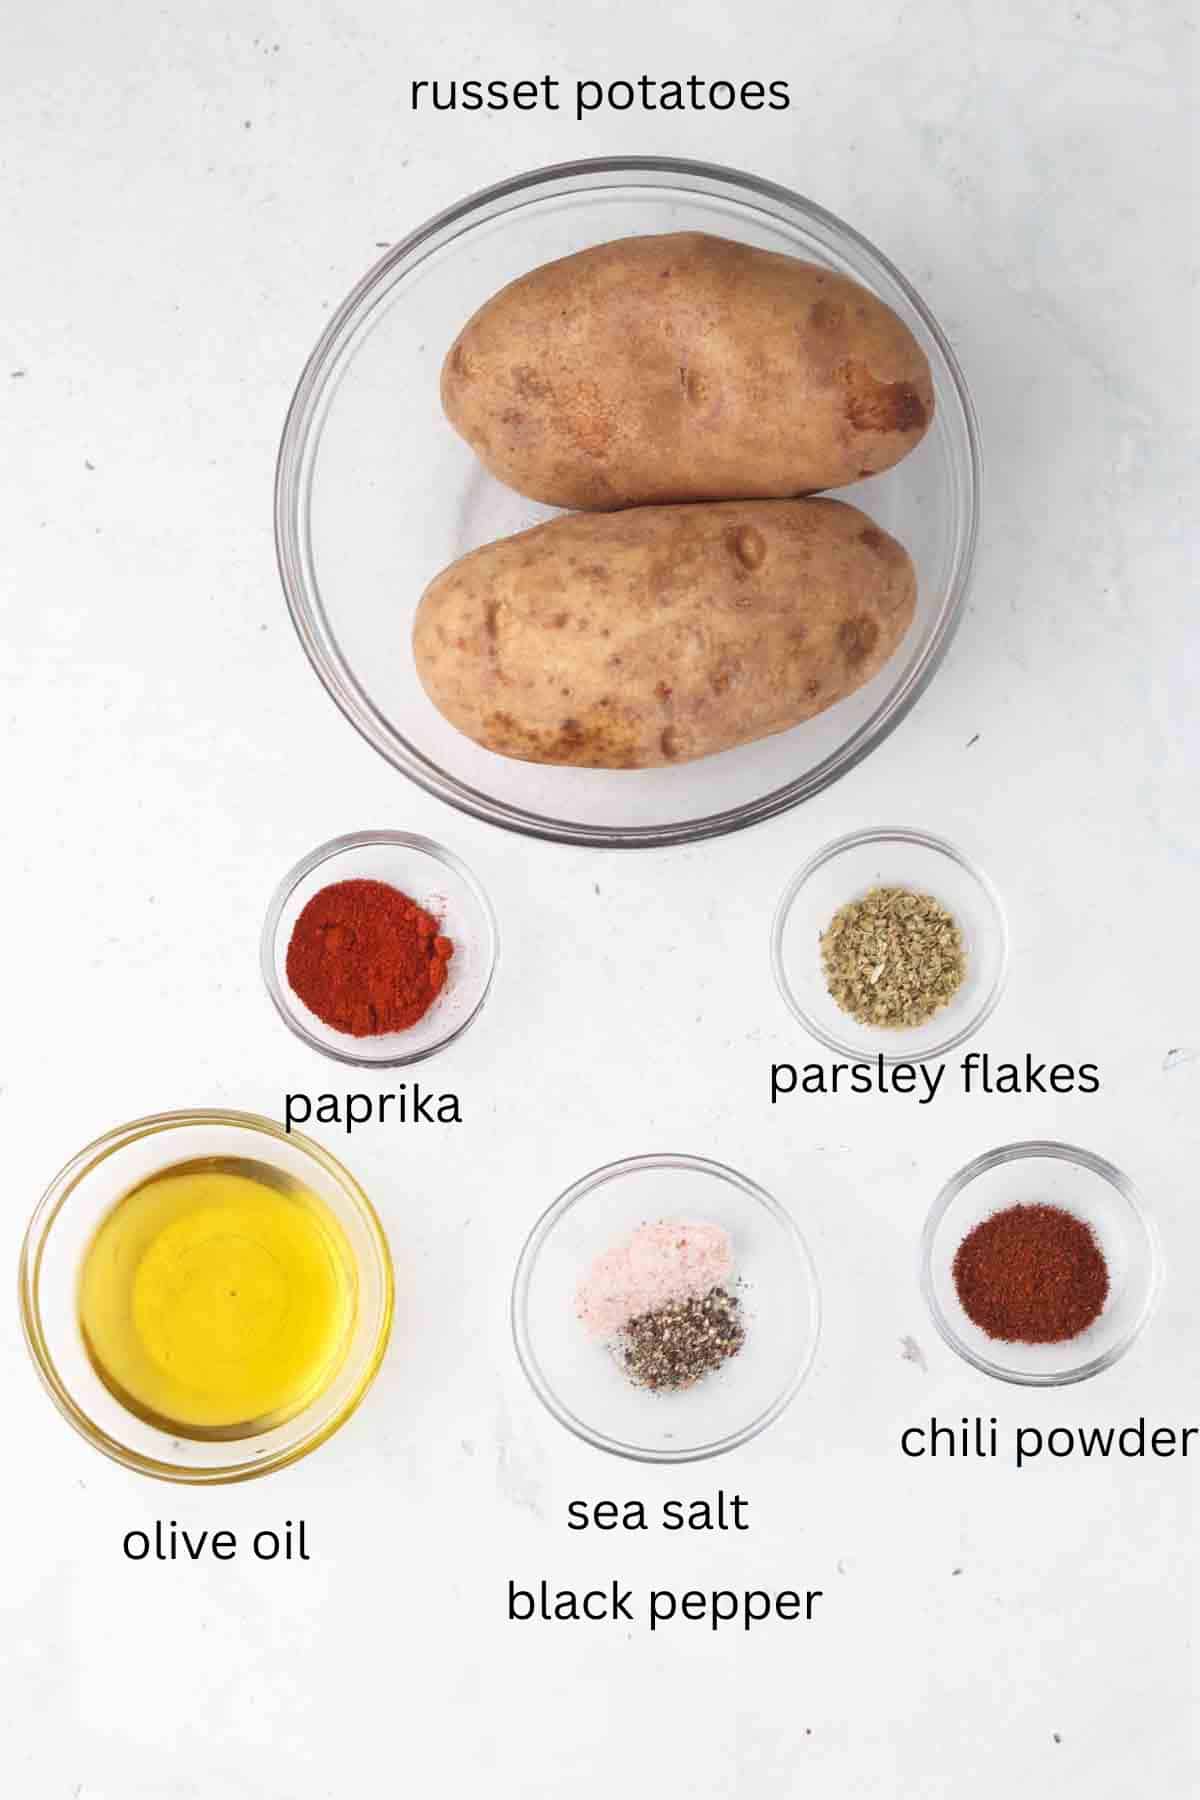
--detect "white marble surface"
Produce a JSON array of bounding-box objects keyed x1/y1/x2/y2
[{"x1": 2, "y1": 2, "x2": 1197, "y2": 1795}]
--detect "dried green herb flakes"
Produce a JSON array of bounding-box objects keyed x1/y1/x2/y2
[{"x1": 820, "y1": 885, "x2": 965, "y2": 1028}]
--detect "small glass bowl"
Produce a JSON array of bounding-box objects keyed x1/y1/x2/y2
[
  {"x1": 19, "y1": 1109, "x2": 395, "y2": 1482},
  {"x1": 261, "y1": 830, "x2": 497, "y2": 1066},
  {"x1": 772, "y1": 826, "x2": 1007, "y2": 1063},
  {"x1": 921, "y1": 1141, "x2": 1160, "y2": 1385},
  {"x1": 511, "y1": 1153, "x2": 820, "y2": 1464}
]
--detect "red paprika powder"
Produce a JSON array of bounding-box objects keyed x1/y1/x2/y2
[
  {"x1": 952, "y1": 1203, "x2": 1109, "y2": 1344},
  {"x1": 286, "y1": 878, "x2": 453, "y2": 1037}
]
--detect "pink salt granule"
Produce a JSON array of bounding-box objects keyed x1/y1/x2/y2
[{"x1": 575, "y1": 1220, "x2": 735, "y2": 1339}]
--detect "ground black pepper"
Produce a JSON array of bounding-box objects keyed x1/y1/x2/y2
[{"x1": 618, "y1": 1286, "x2": 745, "y2": 1391}]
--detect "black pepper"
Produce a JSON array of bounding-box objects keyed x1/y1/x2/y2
[{"x1": 618, "y1": 1286, "x2": 746, "y2": 1392}]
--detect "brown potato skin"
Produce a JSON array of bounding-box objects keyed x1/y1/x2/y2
[
  {"x1": 441, "y1": 232, "x2": 934, "y2": 510},
  {"x1": 413, "y1": 499, "x2": 916, "y2": 770}
]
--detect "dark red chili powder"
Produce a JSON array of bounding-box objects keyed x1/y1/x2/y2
[
  {"x1": 952, "y1": 1203, "x2": 1109, "y2": 1344},
  {"x1": 286, "y1": 878, "x2": 453, "y2": 1037}
]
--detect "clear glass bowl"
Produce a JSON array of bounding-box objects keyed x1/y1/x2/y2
[
  {"x1": 261, "y1": 830, "x2": 497, "y2": 1066},
  {"x1": 921, "y1": 1142, "x2": 1160, "y2": 1385},
  {"x1": 276, "y1": 156, "x2": 980, "y2": 848},
  {"x1": 511, "y1": 1153, "x2": 820, "y2": 1463},
  {"x1": 772, "y1": 827, "x2": 1008, "y2": 1063},
  {"x1": 19, "y1": 1110, "x2": 394, "y2": 1482}
]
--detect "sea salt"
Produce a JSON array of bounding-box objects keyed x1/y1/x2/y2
[{"x1": 575, "y1": 1220, "x2": 734, "y2": 1339}]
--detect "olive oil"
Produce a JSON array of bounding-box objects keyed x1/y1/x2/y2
[{"x1": 78, "y1": 1157, "x2": 357, "y2": 1439}]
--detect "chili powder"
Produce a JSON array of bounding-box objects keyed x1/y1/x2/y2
[
  {"x1": 286, "y1": 878, "x2": 453, "y2": 1037},
  {"x1": 951, "y1": 1203, "x2": 1109, "y2": 1344}
]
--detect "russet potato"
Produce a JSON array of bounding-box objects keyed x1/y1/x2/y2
[
  {"x1": 441, "y1": 232, "x2": 934, "y2": 510},
  {"x1": 412, "y1": 498, "x2": 916, "y2": 769}
]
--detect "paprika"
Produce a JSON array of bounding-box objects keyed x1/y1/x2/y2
[
  {"x1": 286, "y1": 878, "x2": 453, "y2": 1037},
  {"x1": 952, "y1": 1203, "x2": 1109, "y2": 1344}
]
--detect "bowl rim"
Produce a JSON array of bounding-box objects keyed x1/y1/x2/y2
[
  {"x1": 260, "y1": 828, "x2": 499, "y2": 1067},
  {"x1": 275, "y1": 153, "x2": 983, "y2": 850},
  {"x1": 771, "y1": 824, "x2": 1009, "y2": 1064},
  {"x1": 510, "y1": 1150, "x2": 822, "y2": 1463},
  {"x1": 18, "y1": 1107, "x2": 395, "y2": 1483},
  {"x1": 919, "y1": 1139, "x2": 1161, "y2": 1386}
]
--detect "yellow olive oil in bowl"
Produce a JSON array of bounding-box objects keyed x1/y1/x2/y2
[
  {"x1": 79, "y1": 1157, "x2": 358, "y2": 1440},
  {"x1": 21, "y1": 1110, "x2": 393, "y2": 1482}
]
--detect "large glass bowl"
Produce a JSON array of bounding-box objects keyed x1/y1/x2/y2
[
  {"x1": 19, "y1": 1110, "x2": 394, "y2": 1483},
  {"x1": 276, "y1": 156, "x2": 980, "y2": 848}
]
